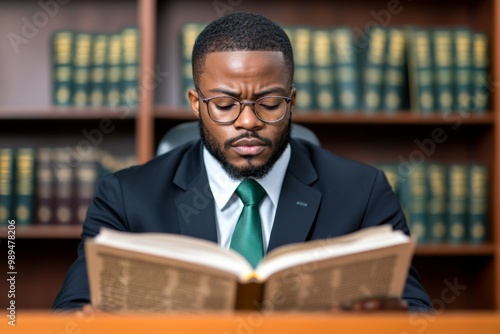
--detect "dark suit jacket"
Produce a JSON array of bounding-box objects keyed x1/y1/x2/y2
[{"x1": 53, "y1": 139, "x2": 433, "y2": 311}]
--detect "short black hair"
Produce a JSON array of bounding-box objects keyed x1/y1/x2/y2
[{"x1": 192, "y1": 12, "x2": 294, "y2": 86}]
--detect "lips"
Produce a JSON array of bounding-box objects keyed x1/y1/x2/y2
[{"x1": 231, "y1": 138, "x2": 266, "y2": 155}]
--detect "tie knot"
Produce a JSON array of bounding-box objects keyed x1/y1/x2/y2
[{"x1": 236, "y1": 179, "x2": 266, "y2": 206}]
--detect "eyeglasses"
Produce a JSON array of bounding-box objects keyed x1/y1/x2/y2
[{"x1": 196, "y1": 88, "x2": 292, "y2": 124}]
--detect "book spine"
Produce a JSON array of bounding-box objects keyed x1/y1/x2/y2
[
  {"x1": 180, "y1": 23, "x2": 205, "y2": 107},
  {"x1": 400, "y1": 164, "x2": 428, "y2": 243},
  {"x1": 362, "y1": 27, "x2": 387, "y2": 113},
  {"x1": 407, "y1": 28, "x2": 434, "y2": 114},
  {"x1": 75, "y1": 152, "x2": 99, "y2": 225},
  {"x1": 14, "y1": 148, "x2": 36, "y2": 225},
  {"x1": 426, "y1": 163, "x2": 447, "y2": 244},
  {"x1": 472, "y1": 32, "x2": 490, "y2": 113},
  {"x1": 105, "y1": 33, "x2": 123, "y2": 107},
  {"x1": 311, "y1": 29, "x2": 335, "y2": 112},
  {"x1": 292, "y1": 27, "x2": 314, "y2": 112},
  {"x1": 467, "y1": 164, "x2": 488, "y2": 244},
  {"x1": 121, "y1": 27, "x2": 140, "y2": 108},
  {"x1": 382, "y1": 28, "x2": 407, "y2": 113},
  {"x1": 0, "y1": 148, "x2": 15, "y2": 226},
  {"x1": 52, "y1": 30, "x2": 74, "y2": 106},
  {"x1": 447, "y1": 164, "x2": 468, "y2": 244},
  {"x1": 432, "y1": 29, "x2": 454, "y2": 113},
  {"x1": 89, "y1": 34, "x2": 109, "y2": 107},
  {"x1": 72, "y1": 33, "x2": 93, "y2": 107},
  {"x1": 453, "y1": 28, "x2": 473, "y2": 111},
  {"x1": 53, "y1": 148, "x2": 75, "y2": 224},
  {"x1": 333, "y1": 27, "x2": 360, "y2": 112},
  {"x1": 36, "y1": 148, "x2": 54, "y2": 225}
]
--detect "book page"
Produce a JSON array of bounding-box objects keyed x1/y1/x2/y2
[
  {"x1": 93, "y1": 228, "x2": 254, "y2": 279},
  {"x1": 256, "y1": 225, "x2": 408, "y2": 280},
  {"x1": 262, "y1": 225, "x2": 393, "y2": 262},
  {"x1": 259, "y1": 241, "x2": 415, "y2": 311},
  {"x1": 86, "y1": 241, "x2": 240, "y2": 312}
]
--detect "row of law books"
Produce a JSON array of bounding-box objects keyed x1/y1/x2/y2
[
  {"x1": 377, "y1": 162, "x2": 488, "y2": 245},
  {"x1": 0, "y1": 147, "x2": 136, "y2": 226},
  {"x1": 180, "y1": 23, "x2": 490, "y2": 114},
  {"x1": 51, "y1": 26, "x2": 140, "y2": 108}
]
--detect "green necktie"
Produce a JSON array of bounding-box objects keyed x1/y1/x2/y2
[{"x1": 230, "y1": 179, "x2": 266, "y2": 268}]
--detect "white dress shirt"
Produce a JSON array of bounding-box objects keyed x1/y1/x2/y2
[{"x1": 203, "y1": 144, "x2": 291, "y2": 252}]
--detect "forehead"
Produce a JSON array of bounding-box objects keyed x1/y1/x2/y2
[{"x1": 199, "y1": 51, "x2": 289, "y2": 87}]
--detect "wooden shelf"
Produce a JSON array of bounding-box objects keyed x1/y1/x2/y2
[
  {"x1": 0, "y1": 106, "x2": 137, "y2": 120},
  {"x1": 0, "y1": 224, "x2": 495, "y2": 257},
  {"x1": 154, "y1": 106, "x2": 494, "y2": 125},
  {"x1": 0, "y1": 225, "x2": 82, "y2": 239},
  {"x1": 0, "y1": 225, "x2": 495, "y2": 256},
  {"x1": 154, "y1": 106, "x2": 197, "y2": 120},
  {"x1": 415, "y1": 244, "x2": 496, "y2": 256},
  {"x1": 292, "y1": 112, "x2": 495, "y2": 125}
]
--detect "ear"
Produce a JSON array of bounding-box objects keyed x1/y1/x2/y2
[
  {"x1": 290, "y1": 85, "x2": 296, "y2": 113},
  {"x1": 188, "y1": 89, "x2": 201, "y2": 119}
]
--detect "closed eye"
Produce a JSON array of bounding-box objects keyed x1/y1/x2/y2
[
  {"x1": 214, "y1": 102, "x2": 238, "y2": 111},
  {"x1": 259, "y1": 103, "x2": 280, "y2": 110}
]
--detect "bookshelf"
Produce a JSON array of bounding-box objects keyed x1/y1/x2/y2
[
  {"x1": 0, "y1": 0, "x2": 498, "y2": 310},
  {"x1": 0, "y1": 106, "x2": 137, "y2": 119}
]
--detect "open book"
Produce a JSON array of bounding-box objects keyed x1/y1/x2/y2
[{"x1": 85, "y1": 225, "x2": 416, "y2": 312}]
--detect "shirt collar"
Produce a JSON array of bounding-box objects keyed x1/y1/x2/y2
[{"x1": 203, "y1": 144, "x2": 291, "y2": 210}]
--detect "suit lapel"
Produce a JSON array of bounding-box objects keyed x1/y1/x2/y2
[
  {"x1": 268, "y1": 140, "x2": 322, "y2": 252},
  {"x1": 173, "y1": 142, "x2": 218, "y2": 243},
  {"x1": 170, "y1": 139, "x2": 323, "y2": 249}
]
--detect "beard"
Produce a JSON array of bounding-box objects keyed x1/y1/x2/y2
[{"x1": 199, "y1": 117, "x2": 291, "y2": 181}]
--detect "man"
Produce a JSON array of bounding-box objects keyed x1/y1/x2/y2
[{"x1": 53, "y1": 12, "x2": 433, "y2": 312}]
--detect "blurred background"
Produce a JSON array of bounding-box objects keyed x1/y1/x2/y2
[{"x1": 0, "y1": 0, "x2": 498, "y2": 311}]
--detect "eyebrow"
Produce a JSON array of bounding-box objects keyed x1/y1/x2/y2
[{"x1": 207, "y1": 87, "x2": 288, "y2": 98}]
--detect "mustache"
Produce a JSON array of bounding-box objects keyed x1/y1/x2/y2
[{"x1": 224, "y1": 132, "x2": 273, "y2": 149}]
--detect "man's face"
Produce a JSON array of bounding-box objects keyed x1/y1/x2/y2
[{"x1": 189, "y1": 51, "x2": 295, "y2": 180}]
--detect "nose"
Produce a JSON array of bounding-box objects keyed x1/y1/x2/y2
[{"x1": 233, "y1": 103, "x2": 264, "y2": 131}]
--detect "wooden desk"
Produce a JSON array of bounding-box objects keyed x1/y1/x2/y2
[{"x1": 3, "y1": 311, "x2": 499, "y2": 334}]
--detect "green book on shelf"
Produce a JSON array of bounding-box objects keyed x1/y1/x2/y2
[
  {"x1": 399, "y1": 163, "x2": 428, "y2": 243},
  {"x1": 332, "y1": 27, "x2": 360, "y2": 112},
  {"x1": 446, "y1": 164, "x2": 468, "y2": 244},
  {"x1": 361, "y1": 27, "x2": 387, "y2": 113},
  {"x1": 311, "y1": 29, "x2": 335, "y2": 112},
  {"x1": 14, "y1": 148, "x2": 36, "y2": 225},
  {"x1": 75, "y1": 151, "x2": 99, "y2": 225},
  {"x1": 382, "y1": 28, "x2": 407, "y2": 113},
  {"x1": 121, "y1": 26, "x2": 140, "y2": 108},
  {"x1": 289, "y1": 26, "x2": 314, "y2": 112},
  {"x1": 426, "y1": 163, "x2": 447, "y2": 244},
  {"x1": 179, "y1": 23, "x2": 206, "y2": 107},
  {"x1": 453, "y1": 28, "x2": 473, "y2": 112},
  {"x1": 105, "y1": 33, "x2": 123, "y2": 107},
  {"x1": 407, "y1": 27, "x2": 434, "y2": 114},
  {"x1": 0, "y1": 148, "x2": 15, "y2": 226},
  {"x1": 72, "y1": 32, "x2": 93, "y2": 107},
  {"x1": 432, "y1": 29, "x2": 454, "y2": 113},
  {"x1": 471, "y1": 32, "x2": 490, "y2": 113},
  {"x1": 52, "y1": 30, "x2": 74, "y2": 107},
  {"x1": 467, "y1": 164, "x2": 488, "y2": 244},
  {"x1": 89, "y1": 34, "x2": 109, "y2": 107},
  {"x1": 35, "y1": 148, "x2": 54, "y2": 225},
  {"x1": 53, "y1": 148, "x2": 75, "y2": 225}
]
